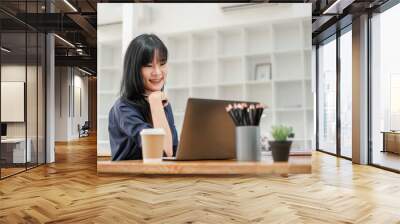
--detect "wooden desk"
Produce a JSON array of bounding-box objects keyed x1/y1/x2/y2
[
  {"x1": 97, "y1": 156, "x2": 312, "y2": 175},
  {"x1": 1, "y1": 138, "x2": 32, "y2": 163},
  {"x1": 382, "y1": 131, "x2": 400, "y2": 154}
]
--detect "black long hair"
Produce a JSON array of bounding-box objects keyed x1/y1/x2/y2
[{"x1": 120, "y1": 34, "x2": 168, "y2": 123}]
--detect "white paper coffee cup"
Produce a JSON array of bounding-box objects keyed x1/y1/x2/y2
[{"x1": 140, "y1": 128, "x2": 165, "y2": 163}]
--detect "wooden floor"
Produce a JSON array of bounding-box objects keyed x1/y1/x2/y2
[
  {"x1": 1, "y1": 135, "x2": 400, "y2": 223},
  {"x1": 373, "y1": 150, "x2": 400, "y2": 171},
  {"x1": 1, "y1": 167, "x2": 26, "y2": 178}
]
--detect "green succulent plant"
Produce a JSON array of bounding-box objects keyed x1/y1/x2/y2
[{"x1": 271, "y1": 125, "x2": 294, "y2": 141}]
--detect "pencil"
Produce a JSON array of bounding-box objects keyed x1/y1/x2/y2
[{"x1": 225, "y1": 104, "x2": 238, "y2": 125}]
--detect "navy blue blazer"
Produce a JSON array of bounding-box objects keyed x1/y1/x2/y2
[{"x1": 108, "y1": 98, "x2": 179, "y2": 161}]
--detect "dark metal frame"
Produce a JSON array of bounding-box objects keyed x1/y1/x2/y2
[
  {"x1": 336, "y1": 27, "x2": 341, "y2": 159},
  {"x1": 367, "y1": 11, "x2": 373, "y2": 166},
  {"x1": 315, "y1": 44, "x2": 319, "y2": 151},
  {"x1": 0, "y1": 21, "x2": 2, "y2": 179}
]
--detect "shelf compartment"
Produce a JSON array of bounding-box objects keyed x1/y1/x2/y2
[
  {"x1": 218, "y1": 57, "x2": 244, "y2": 84},
  {"x1": 167, "y1": 88, "x2": 189, "y2": 113},
  {"x1": 217, "y1": 28, "x2": 244, "y2": 57},
  {"x1": 275, "y1": 81, "x2": 303, "y2": 109},
  {"x1": 304, "y1": 50, "x2": 312, "y2": 78},
  {"x1": 218, "y1": 85, "x2": 244, "y2": 101},
  {"x1": 245, "y1": 82, "x2": 272, "y2": 106},
  {"x1": 192, "y1": 86, "x2": 217, "y2": 99},
  {"x1": 99, "y1": 42, "x2": 122, "y2": 68},
  {"x1": 98, "y1": 70, "x2": 121, "y2": 92},
  {"x1": 167, "y1": 35, "x2": 189, "y2": 60},
  {"x1": 245, "y1": 25, "x2": 272, "y2": 54},
  {"x1": 246, "y1": 54, "x2": 272, "y2": 81},
  {"x1": 304, "y1": 80, "x2": 314, "y2": 108},
  {"x1": 192, "y1": 32, "x2": 217, "y2": 59},
  {"x1": 260, "y1": 112, "x2": 273, "y2": 134},
  {"x1": 98, "y1": 119, "x2": 109, "y2": 142},
  {"x1": 97, "y1": 141, "x2": 111, "y2": 156},
  {"x1": 275, "y1": 110, "x2": 305, "y2": 139},
  {"x1": 302, "y1": 19, "x2": 312, "y2": 49},
  {"x1": 192, "y1": 60, "x2": 217, "y2": 86},
  {"x1": 98, "y1": 93, "x2": 118, "y2": 116},
  {"x1": 273, "y1": 21, "x2": 302, "y2": 51},
  {"x1": 305, "y1": 139, "x2": 313, "y2": 151},
  {"x1": 168, "y1": 62, "x2": 189, "y2": 87},
  {"x1": 274, "y1": 51, "x2": 303, "y2": 80},
  {"x1": 306, "y1": 110, "x2": 314, "y2": 140},
  {"x1": 290, "y1": 140, "x2": 307, "y2": 152}
]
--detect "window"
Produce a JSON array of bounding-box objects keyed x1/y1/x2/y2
[
  {"x1": 340, "y1": 29, "x2": 352, "y2": 158},
  {"x1": 371, "y1": 3, "x2": 400, "y2": 171},
  {"x1": 390, "y1": 74, "x2": 400, "y2": 130},
  {"x1": 318, "y1": 37, "x2": 337, "y2": 154}
]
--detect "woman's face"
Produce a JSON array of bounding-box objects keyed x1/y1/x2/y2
[{"x1": 141, "y1": 50, "x2": 167, "y2": 94}]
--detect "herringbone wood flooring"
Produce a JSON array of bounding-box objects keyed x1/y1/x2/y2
[{"x1": 1, "y1": 135, "x2": 400, "y2": 223}]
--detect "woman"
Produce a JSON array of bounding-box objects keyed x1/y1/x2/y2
[{"x1": 108, "y1": 34, "x2": 178, "y2": 161}]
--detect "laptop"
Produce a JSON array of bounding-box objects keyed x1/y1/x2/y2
[{"x1": 163, "y1": 98, "x2": 257, "y2": 161}]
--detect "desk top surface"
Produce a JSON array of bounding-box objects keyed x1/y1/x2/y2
[
  {"x1": 381, "y1": 131, "x2": 400, "y2": 134},
  {"x1": 97, "y1": 156, "x2": 312, "y2": 175},
  {"x1": 1, "y1": 138, "x2": 27, "y2": 143}
]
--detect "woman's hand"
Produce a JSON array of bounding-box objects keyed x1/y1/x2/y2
[{"x1": 148, "y1": 91, "x2": 168, "y2": 107}]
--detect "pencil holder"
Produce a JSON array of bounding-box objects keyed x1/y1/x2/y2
[{"x1": 235, "y1": 126, "x2": 261, "y2": 161}]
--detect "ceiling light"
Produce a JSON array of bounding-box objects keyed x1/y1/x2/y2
[
  {"x1": 54, "y1": 34, "x2": 75, "y2": 48},
  {"x1": 63, "y1": 0, "x2": 78, "y2": 12},
  {"x1": 1, "y1": 47, "x2": 11, "y2": 53},
  {"x1": 78, "y1": 67, "x2": 93, "y2": 76},
  {"x1": 323, "y1": 0, "x2": 354, "y2": 15}
]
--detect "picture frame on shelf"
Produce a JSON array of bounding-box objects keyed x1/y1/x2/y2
[{"x1": 254, "y1": 63, "x2": 271, "y2": 81}]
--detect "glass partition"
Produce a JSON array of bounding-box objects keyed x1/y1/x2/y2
[
  {"x1": 27, "y1": 30, "x2": 38, "y2": 169},
  {"x1": 0, "y1": 1, "x2": 46, "y2": 179},
  {"x1": 1, "y1": 31, "x2": 28, "y2": 177}
]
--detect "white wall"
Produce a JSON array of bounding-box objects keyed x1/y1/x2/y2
[
  {"x1": 72, "y1": 74, "x2": 89, "y2": 138},
  {"x1": 54, "y1": 67, "x2": 89, "y2": 141},
  {"x1": 55, "y1": 67, "x2": 68, "y2": 141},
  {"x1": 1, "y1": 65, "x2": 34, "y2": 138}
]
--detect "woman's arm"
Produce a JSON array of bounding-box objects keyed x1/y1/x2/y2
[{"x1": 148, "y1": 92, "x2": 173, "y2": 157}]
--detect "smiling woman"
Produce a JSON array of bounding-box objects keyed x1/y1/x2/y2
[{"x1": 108, "y1": 34, "x2": 178, "y2": 161}]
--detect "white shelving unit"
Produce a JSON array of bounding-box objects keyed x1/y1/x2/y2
[
  {"x1": 163, "y1": 17, "x2": 313, "y2": 151},
  {"x1": 97, "y1": 25, "x2": 123, "y2": 156}
]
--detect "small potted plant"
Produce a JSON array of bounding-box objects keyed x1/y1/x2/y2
[{"x1": 269, "y1": 125, "x2": 294, "y2": 162}]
